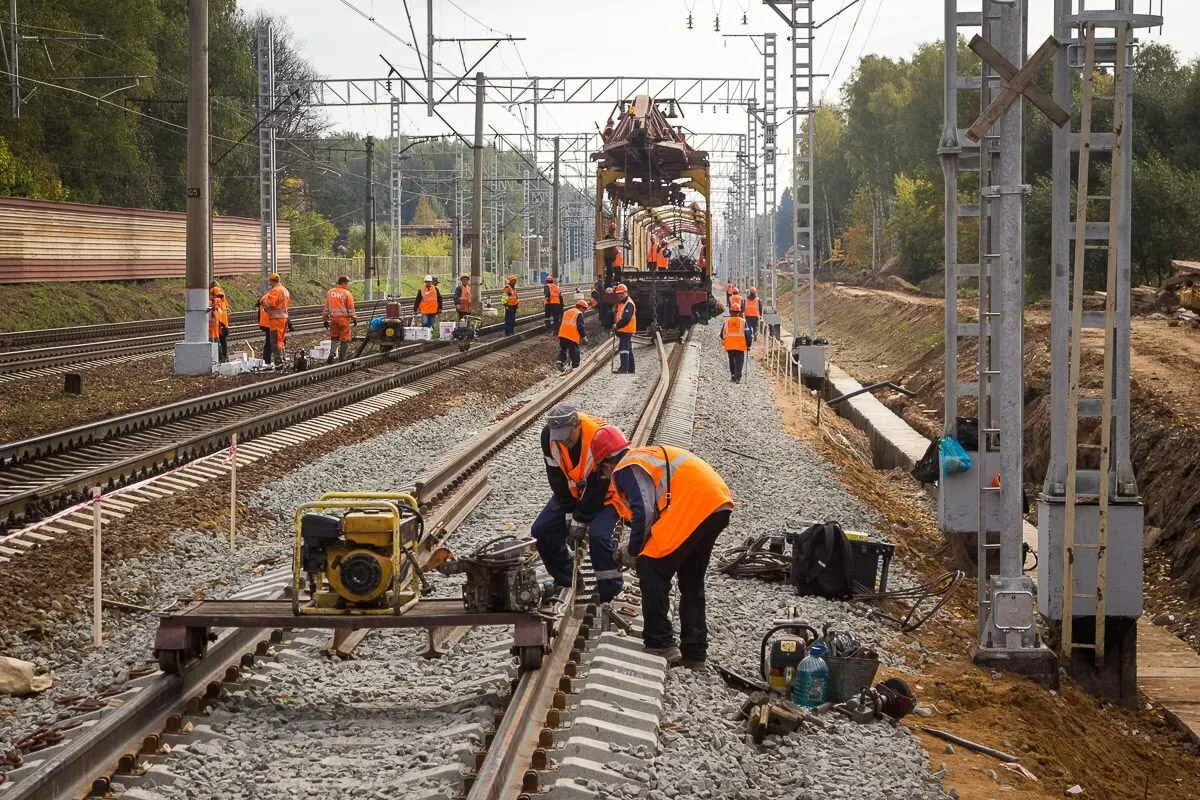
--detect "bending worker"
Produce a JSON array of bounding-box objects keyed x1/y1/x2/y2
[
  {"x1": 531, "y1": 405, "x2": 627, "y2": 603},
  {"x1": 412, "y1": 274, "x2": 443, "y2": 328},
  {"x1": 503, "y1": 274, "x2": 520, "y2": 336},
  {"x1": 208, "y1": 281, "x2": 230, "y2": 363},
  {"x1": 557, "y1": 299, "x2": 589, "y2": 371},
  {"x1": 544, "y1": 275, "x2": 564, "y2": 333},
  {"x1": 613, "y1": 283, "x2": 637, "y2": 374},
  {"x1": 322, "y1": 275, "x2": 357, "y2": 363},
  {"x1": 743, "y1": 287, "x2": 761, "y2": 347},
  {"x1": 258, "y1": 272, "x2": 290, "y2": 366},
  {"x1": 602, "y1": 442, "x2": 734, "y2": 666},
  {"x1": 453, "y1": 275, "x2": 472, "y2": 319},
  {"x1": 720, "y1": 303, "x2": 751, "y2": 383}
]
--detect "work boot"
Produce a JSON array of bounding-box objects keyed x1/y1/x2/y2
[{"x1": 644, "y1": 645, "x2": 682, "y2": 666}]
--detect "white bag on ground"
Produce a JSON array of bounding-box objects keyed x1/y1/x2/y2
[{"x1": 0, "y1": 655, "x2": 52, "y2": 696}]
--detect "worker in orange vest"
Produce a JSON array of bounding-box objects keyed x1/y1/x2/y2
[
  {"x1": 613, "y1": 283, "x2": 637, "y2": 373},
  {"x1": 453, "y1": 275, "x2": 472, "y2": 319},
  {"x1": 743, "y1": 287, "x2": 762, "y2": 347},
  {"x1": 601, "y1": 441, "x2": 735, "y2": 666},
  {"x1": 557, "y1": 298, "x2": 589, "y2": 371},
  {"x1": 208, "y1": 281, "x2": 230, "y2": 363},
  {"x1": 721, "y1": 305, "x2": 751, "y2": 382},
  {"x1": 544, "y1": 275, "x2": 564, "y2": 333},
  {"x1": 532, "y1": 406, "x2": 628, "y2": 603},
  {"x1": 411, "y1": 274, "x2": 443, "y2": 328},
  {"x1": 503, "y1": 274, "x2": 520, "y2": 335},
  {"x1": 258, "y1": 272, "x2": 291, "y2": 366},
  {"x1": 322, "y1": 275, "x2": 358, "y2": 363},
  {"x1": 728, "y1": 287, "x2": 742, "y2": 315},
  {"x1": 724, "y1": 281, "x2": 734, "y2": 309}
]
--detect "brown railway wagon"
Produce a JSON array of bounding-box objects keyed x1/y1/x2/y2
[{"x1": 0, "y1": 197, "x2": 290, "y2": 283}]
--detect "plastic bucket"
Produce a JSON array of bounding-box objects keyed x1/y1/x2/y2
[{"x1": 823, "y1": 655, "x2": 880, "y2": 702}]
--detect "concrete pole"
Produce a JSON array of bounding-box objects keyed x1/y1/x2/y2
[
  {"x1": 551, "y1": 136, "x2": 560, "y2": 278},
  {"x1": 174, "y1": 0, "x2": 215, "y2": 375},
  {"x1": 10, "y1": 0, "x2": 18, "y2": 119},
  {"x1": 364, "y1": 136, "x2": 375, "y2": 300},
  {"x1": 471, "y1": 72, "x2": 484, "y2": 311}
]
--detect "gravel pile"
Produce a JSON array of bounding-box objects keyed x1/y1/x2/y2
[{"x1": 623, "y1": 333, "x2": 948, "y2": 800}]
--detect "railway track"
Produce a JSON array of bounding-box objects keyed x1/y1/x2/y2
[
  {"x1": 0, "y1": 285, "x2": 584, "y2": 380},
  {"x1": 0, "y1": 326, "x2": 697, "y2": 800},
  {"x1": 0, "y1": 311, "x2": 560, "y2": 529}
]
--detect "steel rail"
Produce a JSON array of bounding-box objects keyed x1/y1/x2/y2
[
  {"x1": 0, "y1": 314, "x2": 555, "y2": 527},
  {"x1": 468, "y1": 330, "x2": 689, "y2": 800}
]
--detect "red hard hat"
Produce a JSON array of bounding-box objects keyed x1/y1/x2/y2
[
  {"x1": 749, "y1": 286, "x2": 758, "y2": 294},
  {"x1": 590, "y1": 425, "x2": 629, "y2": 463},
  {"x1": 546, "y1": 275, "x2": 555, "y2": 283}
]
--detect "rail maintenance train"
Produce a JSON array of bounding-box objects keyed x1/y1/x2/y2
[{"x1": 592, "y1": 95, "x2": 721, "y2": 334}]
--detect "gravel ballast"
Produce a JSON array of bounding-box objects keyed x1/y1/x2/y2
[{"x1": 607, "y1": 331, "x2": 947, "y2": 800}]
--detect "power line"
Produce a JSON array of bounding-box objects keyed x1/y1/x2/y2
[{"x1": 820, "y1": 0, "x2": 869, "y2": 103}]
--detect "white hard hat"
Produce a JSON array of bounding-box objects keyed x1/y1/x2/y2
[{"x1": 424, "y1": 274, "x2": 434, "y2": 282}]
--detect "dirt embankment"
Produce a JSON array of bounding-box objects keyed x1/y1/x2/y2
[{"x1": 808, "y1": 284, "x2": 1200, "y2": 648}]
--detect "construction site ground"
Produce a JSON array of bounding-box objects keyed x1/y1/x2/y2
[
  {"x1": 760, "y1": 353, "x2": 1200, "y2": 799},
  {"x1": 796, "y1": 283, "x2": 1200, "y2": 657}
]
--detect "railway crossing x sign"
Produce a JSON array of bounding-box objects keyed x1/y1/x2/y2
[{"x1": 966, "y1": 35, "x2": 1070, "y2": 142}]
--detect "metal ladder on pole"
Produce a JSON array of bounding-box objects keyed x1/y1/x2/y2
[
  {"x1": 255, "y1": 22, "x2": 277, "y2": 290},
  {"x1": 763, "y1": 33, "x2": 778, "y2": 309},
  {"x1": 790, "y1": 0, "x2": 815, "y2": 339},
  {"x1": 747, "y1": 102, "x2": 759, "y2": 290},
  {"x1": 389, "y1": 97, "x2": 402, "y2": 297},
  {"x1": 1061, "y1": 20, "x2": 1130, "y2": 665}
]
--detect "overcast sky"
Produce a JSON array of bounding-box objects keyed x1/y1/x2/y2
[{"x1": 241, "y1": 1, "x2": 1191, "y2": 196}]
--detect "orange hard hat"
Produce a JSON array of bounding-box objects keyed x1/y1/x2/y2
[
  {"x1": 749, "y1": 287, "x2": 758, "y2": 294},
  {"x1": 268, "y1": 272, "x2": 281, "y2": 282},
  {"x1": 546, "y1": 275, "x2": 556, "y2": 283},
  {"x1": 575, "y1": 299, "x2": 589, "y2": 309},
  {"x1": 729, "y1": 298, "x2": 743, "y2": 312},
  {"x1": 615, "y1": 283, "x2": 629, "y2": 294},
  {"x1": 590, "y1": 425, "x2": 630, "y2": 463},
  {"x1": 507, "y1": 274, "x2": 518, "y2": 283}
]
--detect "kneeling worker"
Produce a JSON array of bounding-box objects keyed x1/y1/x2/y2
[
  {"x1": 603, "y1": 442, "x2": 734, "y2": 666},
  {"x1": 531, "y1": 405, "x2": 627, "y2": 603},
  {"x1": 720, "y1": 304, "x2": 751, "y2": 382},
  {"x1": 557, "y1": 299, "x2": 589, "y2": 371}
]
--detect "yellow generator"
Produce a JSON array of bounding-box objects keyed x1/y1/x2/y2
[{"x1": 293, "y1": 492, "x2": 425, "y2": 615}]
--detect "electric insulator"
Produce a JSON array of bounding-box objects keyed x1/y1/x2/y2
[
  {"x1": 714, "y1": 15, "x2": 720, "y2": 31},
  {"x1": 742, "y1": 12, "x2": 748, "y2": 24},
  {"x1": 687, "y1": 13, "x2": 693, "y2": 29}
]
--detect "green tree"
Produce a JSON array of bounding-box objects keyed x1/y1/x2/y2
[
  {"x1": 888, "y1": 173, "x2": 942, "y2": 283},
  {"x1": 410, "y1": 195, "x2": 442, "y2": 225}
]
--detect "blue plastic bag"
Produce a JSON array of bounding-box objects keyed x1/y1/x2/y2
[{"x1": 939, "y1": 436, "x2": 972, "y2": 475}]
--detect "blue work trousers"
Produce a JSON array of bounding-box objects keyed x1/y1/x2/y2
[
  {"x1": 746, "y1": 316, "x2": 759, "y2": 346},
  {"x1": 421, "y1": 313, "x2": 437, "y2": 328},
  {"x1": 616, "y1": 332, "x2": 636, "y2": 373},
  {"x1": 504, "y1": 306, "x2": 518, "y2": 336},
  {"x1": 532, "y1": 497, "x2": 623, "y2": 602}
]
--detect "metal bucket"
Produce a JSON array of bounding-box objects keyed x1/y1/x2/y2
[{"x1": 823, "y1": 655, "x2": 880, "y2": 702}]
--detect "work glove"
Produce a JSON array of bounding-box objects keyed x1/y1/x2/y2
[
  {"x1": 617, "y1": 543, "x2": 637, "y2": 570},
  {"x1": 565, "y1": 517, "x2": 588, "y2": 549}
]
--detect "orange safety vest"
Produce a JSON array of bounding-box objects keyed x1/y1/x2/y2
[
  {"x1": 656, "y1": 244, "x2": 669, "y2": 269},
  {"x1": 262, "y1": 284, "x2": 290, "y2": 320},
  {"x1": 728, "y1": 293, "x2": 742, "y2": 312},
  {"x1": 546, "y1": 283, "x2": 562, "y2": 305},
  {"x1": 456, "y1": 283, "x2": 472, "y2": 312},
  {"x1": 418, "y1": 285, "x2": 439, "y2": 315},
  {"x1": 545, "y1": 412, "x2": 604, "y2": 499},
  {"x1": 504, "y1": 285, "x2": 520, "y2": 307},
  {"x1": 614, "y1": 248, "x2": 624, "y2": 267},
  {"x1": 209, "y1": 291, "x2": 228, "y2": 337},
  {"x1": 744, "y1": 296, "x2": 761, "y2": 318},
  {"x1": 648, "y1": 240, "x2": 660, "y2": 268},
  {"x1": 615, "y1": 298, "x2": 637, "y2": 334},
  {"x1": 558, "y1": 306, "x2": 583, "y2": 344},
  {"x1": 609, "y1": 445, "x2": 734, "y2": 559},
  {"x1": 722, "y1": 316, "x2": 748, "y2": 352},
  {"x1": 325, "y1": 286, "x2": 355, "y2": 319}
]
